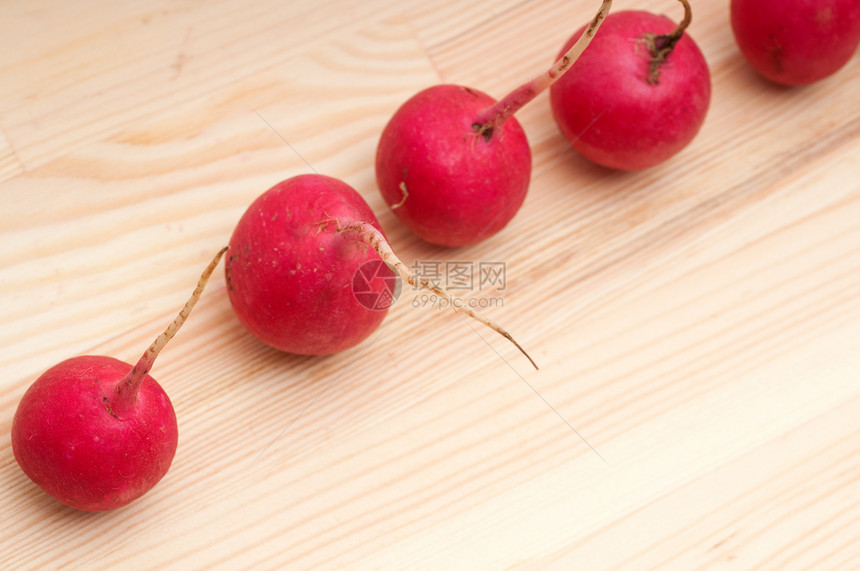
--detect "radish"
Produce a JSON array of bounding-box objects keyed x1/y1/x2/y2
[
  {"x1": 549, "y1": 0, "x2": 711, "y2": 171},
  {"x1": 225, "y1": 173, "x2": 536, "y2": 367},
  {"x1": 11, "y1": 248, "x2": 227, "y2": 511},
  {"x1": 731, "y1": 0, "x2": 860, "y2": 86},
  {"x1": 375, "y1": 0, "x2": 613, "y2": 247}
]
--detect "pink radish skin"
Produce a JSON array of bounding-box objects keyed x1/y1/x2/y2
[
  {"x1": 731, "y1": 0, "x2": 860, "y2": 86},
  {"x1": 376, "y1": 0, "x2": 613, "y2": 247},
  {"x1": 550, "y1": 2, "x2": 711, "y2": 171},
  {"x1": 376, "y1": 85, "x2": 531, "y2": 247},
  {"x1": 12, "y1": 248, "x2": 226, "y2": 511},
  {"x1": 225, "y1": 174, "x2": 537, "y2": 367},
  {"x1": 225, "y1": 175, "x2": 392, "y2": 355},
  {"x1": 12, "y1": 356, "x2": 178, "y2": 512}
]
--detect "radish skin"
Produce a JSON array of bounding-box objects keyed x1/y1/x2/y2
[
  {"x1": 226, "y1": 174, "x2": 537, "y2": 367},
  {"x1": 549, "y1": 0, "x2": 711, "y2": 170},
  {"x1": 11, "y1": 248, "x2": 227, "y2": 511},
  {"x1": 731, "y1": 0, "x2": 860, "y2": 86},
  {"x1": 376, "y1": 1, "x2": 613, "y2": 247}
]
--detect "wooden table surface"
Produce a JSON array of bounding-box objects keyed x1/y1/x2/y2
[{"x1": 2, "y1": 0, "x2": 859, "y2": 568}]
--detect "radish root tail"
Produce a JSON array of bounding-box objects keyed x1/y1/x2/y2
[
  {"x1": 116, "y1": 246, "x2": 229, "y2": 408},
  {"x1": 335, "y1": 220, "x2": 538, "y2": 370},
  {"x1": 473, "y1": 0, "x2": 613, "y2": 134}
]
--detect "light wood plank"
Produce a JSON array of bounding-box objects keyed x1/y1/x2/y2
[{"x1": 1, "y1": 0, "x2": 859, "y2": 568}]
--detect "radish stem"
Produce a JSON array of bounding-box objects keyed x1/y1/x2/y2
[
  {"x1": 642, "y1": 0, "x2": 692, "y2": 84},
  {"x1": 336, "y1": 220, "x2": 538, "y2": 370}
]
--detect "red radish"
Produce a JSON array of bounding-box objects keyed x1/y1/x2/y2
[
  {"x1": 549, "y1": 0, "x2": 711, "y2": 171},
  {"x1": 225, "y1": 173, "x2": 536, "y2": 367},
  {"x1": 375, "y1": 0, "x2": 613, "y2": 247},
  {"x1": 731, "y1": 0, "x2": 860, "y2": 86},
  {"x1": 11, "y1": 248, "x2": 227, "y2": 511},
  {"x1": 225, "y1": 175, "x2": 389, "y2": 356}
]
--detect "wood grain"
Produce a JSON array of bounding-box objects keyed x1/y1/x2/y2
[{"x1": 1, "y1": 0, "x2": 859, "y2": 568}]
